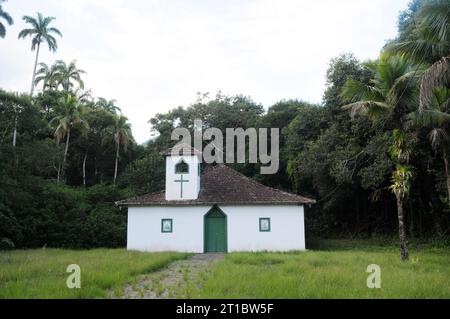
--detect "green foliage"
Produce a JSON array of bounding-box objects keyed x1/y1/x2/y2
[
  {"x1": 120, "y1": 149, "x2": 165, "y2": 195},
  {"x1": 0, "y1": 238, "x2": 15, "y2": 250},
  {"x1": 0, "y1": 0, "x2": 13, "y2": 38},
  {"x1": 35, "y1": 60, "x2": 86, "y2": 92},
  {"x1": 18, "y1": 12, "x2": 62, "y2": 52},
  {"x1": 390, "y1": 164, "x2": 415, "y2": 198},
  {"x1": 0, "y1": 176, "x2": 133, "y2": 248}
]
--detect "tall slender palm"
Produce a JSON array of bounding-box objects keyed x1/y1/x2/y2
[
  {"x1": 52, "y1": 60, "x2": 85, "y2": 92},
  {"x1": 0, "y1": 0, "x2": 13, "y2": 38},
  {"x1": 387, "y1": 0, "x2": 450, "y2": 110},
  {"x1": 50, "y1": 94, "x2": 89, "y2": 183},
  {"x1": 341, "y1": 55, "x2": 419, "y2": 261},
  {"x1": 18, "y1": 12, "x2": 62, "y2": 96},
  {"x1": 95, "y1": 97, "x2": 121, "y2": 114},
  {"x1": 34, "y1": 62, "x2": 59, "y2": 91},
  {"x1": 77, "y1": 110, "x2": 90, "y2": 187},
  {"x1": 104, "y1": 115, "x2": 133, "y2": 185}
]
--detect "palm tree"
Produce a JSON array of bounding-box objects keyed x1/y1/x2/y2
[
  {"x1": 95, "y1": 97, "x2": 121, "y2": 114},
  {"x1": 104, "y1": 115, "x2": 133, "y2": 185},
  {"x1": 409, "y1": 88, "x2": 450, "y2": 206},
  {"x1": 341, "y1": 55, "x2": 420, "y2": 261},
  {"x1": 35, "y1": 60, "x2": 86, "y2": 93},
  {"x1": 74, "y1": 88, "x2": 94, "y2": 105},
  {"x1": 78, "y1": 111, "x2": 90, "y2": 187},
  {"x1": 0, "y1": 0, "x2": 13, "y2": 38},
  {"x1": 52, "y1": 60, "x2": 85, "y2": 92},
  {"x1": 34, "y1": 62, "x2": 59, "y2": 91},
  {"x1": 18, "y1": 12, "x2": 62, "y2": 96},
  {"x1": 50, "y1": 94, "x2": 89, "y2": 183},
  {"x1": 387, "y1": 0, "x2": 450, "y2": 110}
]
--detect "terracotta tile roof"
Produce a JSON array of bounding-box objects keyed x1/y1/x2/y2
[{"x1": 117, "y1": 164, "x2": 315, "y2": 206}]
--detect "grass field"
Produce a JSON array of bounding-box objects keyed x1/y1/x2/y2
[
  {"x1": 0, "y1": 249, "x2": 189, "y2": 298},
  {"x1": 1, "y1": 240, "x2": 449, "y2": 299},
  {"x1": 187, "y1": 241, "x2": 450, "y2": 299}
]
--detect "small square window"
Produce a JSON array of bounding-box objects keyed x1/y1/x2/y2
[
  {"x1": 161, "y1": 219, "x2": 173, "y2": 233},
  {"x1": 259, "y1": 218, "x2": 271, "y2": 232}
]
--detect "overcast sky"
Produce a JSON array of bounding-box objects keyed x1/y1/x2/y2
[{"x1": 0, "y1": 0, "x2": 410, "y2": 143}]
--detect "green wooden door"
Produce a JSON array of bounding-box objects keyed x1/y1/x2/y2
[{"x1": 204, "y1": 208, "x2": 227, "y2": 253}]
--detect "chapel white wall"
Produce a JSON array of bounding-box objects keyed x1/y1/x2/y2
[
  {"x1": 127, "y1": 206, "x2": 208, "y2": 252},
  {"x1": 127, "y1": 205, "x2": 305, "y2": 252},
  {"x1": 222, "y1": 205, "x2": 305, "y2": 252}
]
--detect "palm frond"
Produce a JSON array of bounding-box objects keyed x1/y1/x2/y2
[
  {"x1": 0, "y1": 9, "x2": 13, "y2": 25},
  {"x1": 386, "y1": 68, "x2": 422, "y2": 106},
  {"x1": 21, "y1": 15, "x2": 39, "y2": 29},
  {"x1": 390, "y1": 164, "x2": 414, "y2": 198},
  {"x1": 47, "y1": 27, "x2": 62, "y2": 37},
  {"x1": 17, "y1": 28, "x2": 37, "y2": 39},
  {"x1": 41, "y1": 15, "x2": 56, "y2": 28},
  {"x1": 341, "y1": 79, "x2": 381, "y2": 103},
  {"x1": 342, "y1": 100, "x2": 390, "y2": 120},
  {"x1": 0, "y1": 22, "x2": 5, "y2": 38},
  {"x1": 419, "y1": 0, "x2": 450, "y2": 41},
  {"x1": 408, "y1": 109, "x2": 450, "y2": 127},
  {"x1": 420, "y1": 56, "x2": 450, "y2": 110}
]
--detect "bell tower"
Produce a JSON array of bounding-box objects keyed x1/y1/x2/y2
[{"x1": 164, "y1": 144, "x2": 201, "y2": 201}]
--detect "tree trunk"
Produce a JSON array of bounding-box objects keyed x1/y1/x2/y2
[
  {"x1": 409, "y1": 201, "x2": 414, "y2": 239},
  {"x1": 442, "y1": 148, "x2": 450, "y2": 208},
  {"x1": 61, "y1": 128, "x2": 71, "y2": 183},
  {"x1": 12, "y1": 110, "x2": 18, "y2": 147},
  {"x1": 30, "y1": 42, "x2": 41, "y2": 96},
  {"x1": 56, "y1": 163, "x2": 61, "y2": 184},
  {"x1": 83, "y1": 151, "x2": 87, "y2": 187},
  {"x1": 114, "y1": 139, "x2": 120, "y2": 185},
  {"x1": 63, "y1": 129, "x2": 71, "y2": 166},
  {"x1": 396, "y1": 195, "x2": 409, "y2": 261}
]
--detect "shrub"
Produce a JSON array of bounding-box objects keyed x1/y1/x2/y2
[{"x1": 0, "y1": 238, "x2": 15, "y2": 250}]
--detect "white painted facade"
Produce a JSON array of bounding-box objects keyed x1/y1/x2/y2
[{"x1": 127, "y1": 204, "x2": 306, "y2": 252}]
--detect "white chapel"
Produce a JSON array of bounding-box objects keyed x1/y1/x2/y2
[{"x1": 118, "y1": 144, "x2": 314, "y2": 252}]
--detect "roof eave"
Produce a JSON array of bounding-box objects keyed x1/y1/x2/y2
[{"x1": 117, "y1": 200, "x2": 314, "y2": 207}]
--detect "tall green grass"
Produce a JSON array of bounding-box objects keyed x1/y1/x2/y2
[
  {"x1": 0, "y1": 249, "x2": 189, "y2": 298},
  {"x1": 188, "y1": 246, "x2": 450, "y2": 298}
]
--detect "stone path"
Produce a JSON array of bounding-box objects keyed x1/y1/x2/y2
[{"x1": 118, "y1": 253, "x2": 224, "y2": 299}]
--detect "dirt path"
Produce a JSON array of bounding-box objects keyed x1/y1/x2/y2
[{"x1": 118, "y1": 253, "x2": 224, "y2": 299}]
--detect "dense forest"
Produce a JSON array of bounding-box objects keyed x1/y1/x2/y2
[{"x1": 1, "y1": 0, "x2": 449, "y2": 256}]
